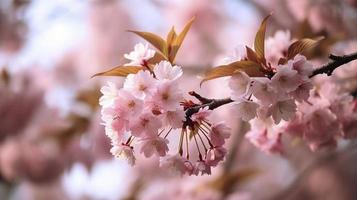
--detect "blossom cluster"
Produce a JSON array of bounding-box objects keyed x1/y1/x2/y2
[
  {"x1": 226, "y1": 30, "x2": 357, "y2": 153},
  {"x1": 284, "y1": 76, "x2": 357, "y2": 151},
  {"x1": 99, "y1": 43, "x2": 231, "y2": 175},
  {"x1": 225, "y1": 31, "x2": 313, "y2": 153}
]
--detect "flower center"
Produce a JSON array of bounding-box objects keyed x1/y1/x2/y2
[{"x1": 128, "y1": 100, "x2": 136, "y2": 108}]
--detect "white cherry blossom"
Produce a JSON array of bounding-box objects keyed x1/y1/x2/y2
[{"x1": 124, "y1": 43, "x2": 155, "y2": 66}]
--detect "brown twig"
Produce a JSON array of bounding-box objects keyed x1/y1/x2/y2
[
  {"x1": 185, "y1": 98, "x2": 234, "y2": 118},
  {"x1": 310, "y1": 52, "x2": 357, "y2": 77}
]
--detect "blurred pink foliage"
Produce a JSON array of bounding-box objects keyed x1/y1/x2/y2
[{"x1": 0, "y1": 0, "x2": 356, "y2": 200}]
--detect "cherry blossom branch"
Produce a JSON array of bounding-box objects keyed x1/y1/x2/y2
[
  {"x1": 185, "y1": 52, "x2": 357, "y2": 119},
  {"x1": 310, "y1": 52, "x2": 357, "y2": 77}
]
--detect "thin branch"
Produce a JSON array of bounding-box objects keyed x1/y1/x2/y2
[
  {"x1": 185, "y1": 52, "x2": 357, "y2": 118},
  {"x1": 188, "y1": 91, "x2": 212, "y2": 104},
  {"x1": 185, "y1": 98, "x2": 234, "y2": 118},
  {"x1": 310, "y1": 52, "x2": 357, "y2": 77}
]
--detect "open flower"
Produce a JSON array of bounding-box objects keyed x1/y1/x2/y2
[
  {"x1": 234, "y1": 100, "x2": 259, "y2": 121},
  {"x1": 154, "y1": 61, "x2": 183, "y2": 81},
  {"x1": 251, "y1": 78, "x2": 277, "y2": 105},
  {"x1": 124, "y1": 43, "x2": 155, "y2": 66},
  {"x1": 112, "y1": 89, "x2": 144, "y2": 118},
  {"x1": 210, "y1": 122, "x2": 231, "y2": 146},
  {"x1": 160, "y1": 154, "x2": 187, "y2": 175},
  {"x1": 205, "y1": 147, "x2": 227, "y2": 166},
  {"x1": 229, "y1": 71, "x2": 251, "y2": 100},
  {"x1": 265, "y1": 30, "x2": 291, "y2": 66},
  {"x1": 149, "y1": 80, "x2": 183, "y2": 111},
  {"x1": 139, "y1": 136, "x2": 169, "y2": 157},
  {"x1": 290, "y1": 54, "x2": 314, "y2": 78},
  {"x1": 268, "y1": 99, "x2": 297, "y2": 124},
  {"x1": 161, "y1": 109, "x2": 185, "y2": 129},
  {"x1": 124, "y1": 70, "x2": 157, "y2": 98},
  {"x1": 99, "y1": 81, "x2": 118, "y2": 108},
  {"x1": 271, "y1": 65, "x2": 301, "y2": 92},
  {"x1": 191, "y1": 107, "x2": 212, "y2": 123},
  {"x1": 129, "y1": 112, "x2": 162, "y2": 138},
  {"x1": 110, "y1": 143, "x2": 135, "y2": 165}
]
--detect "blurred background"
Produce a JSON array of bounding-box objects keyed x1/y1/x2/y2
[{"x1": 0, "y1": 0, "x2": 356, "y2": 199}]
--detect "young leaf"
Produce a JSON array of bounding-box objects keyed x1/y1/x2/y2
[
  {"x1": 166, "y1": 26, "x2": 177, "y2": 47},
  {"x1": 254, "y1": 14, "x2": 271, "y2": 59},
  {"x1": 169, "y1": 17, "x2": 195, "y2": 62},
  {"x1": 147, "y1": 51, "x2": 167, "y2": 65},
  {"x1": 278, "y1": 57, "x2": 288, "y2": 65},
  {"x1": 92, "y1": 66, "x2": 143, "y2": 78},
  {"x1": 200, "y1": 60, "x2": 264, "y2": 85},
  {"x1": 287, "y1": 37, "x2": 323, "y2": 60},
  {"x1": 128, "y1": 30, "x2": 168, "y2": 56},
  {"x1": 246, "y1": 46, "x2": 260, "y2": 63}
]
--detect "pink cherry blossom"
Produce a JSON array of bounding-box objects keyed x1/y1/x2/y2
[
  {"x1": 161, "y1": 109, "x2": 185, "y2": 129},
  {"x1": 303, "y1": 108, "x2": 340, "y2": 151},
  {"x1": 194, "y1": 160, "x2": 211, "y2": 175},
  {"x1": 191, "y1": 107, "x2": 212, "y2": 123},
  {"x1": 271, "y1": 64, "x2": 301, "y2": 93},
  {"x1": 112, "y1": 89, "x2": 144, "y2": 117},
  {"x1": 229, "y1": 71, "x2": 251, "y2": 100},
  {"x1": 268, "y1": 99, "x2": 297, "y2": 124},
  {"x1": 124, "y1": 70, "x2": 157, "y2": 98},
  {"x1": 110, "y1": 143, "x2": 135, "y2": 165},
  {"x1": 233, "y1": 100, "x2": 259, "y2": 121},
  {"x1": 160, "y1": 154, "x2": 187, "y2": 175},
  {"x1": 183, "y1": 160, "x2": 196, "y2": 176},
  {"x1": 289, "y1": 81, "x2": 313, "y2": 102},
  {"x1": 246, "y1": 128, "x2": 283, "y2": 154},
  {"x1": 153, "y1": 61, "x2": 183, "y2": 81},
  {"x1": 129, "y1": 112, "x2": 162, "y2": 138},
  {"x1": 99, "y1": 81, "x2": 118, "y2": 108},
  {"x1": 205, "y1": 146, "x2": 227, "y2": 166},
  {"x1": 265, "y1": 30, "x2": 291, "y2": 66},
  {"x1": 124, "y1": 43, "x2": 155, "y2": 66},
  {"x1": 289, "y1": 54, "x2": 314, "y2": 78},
  {"x1": 139, "y1": 136, "x2": 169, "y2": 157},
  {"x1": 209, "y1": 122, "x2": 231, "y2": 146},
  {"x1": 251, "y1": 78, "x2": 277, "y2": 105},
  {"x1": 221, "y1": 45, "x2": 247, "y2": 64},
  {"x1": 149, "y1": 80, "x2": 183, "y2": 111}
]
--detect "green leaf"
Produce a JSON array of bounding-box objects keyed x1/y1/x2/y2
[
  {"x1": 128, "y1": 30, "x2": 168, "y2": 56},
  {"x1": 200, "y1": 60, "x2": 264, "y2": 85},
  {"x1": 287, "y1": 37, "x2": 323, "y2": 60},
  {"x1": 254, "y1": 14, "x2": 271, "y2": 60},
  {"x1": 91, "y1": 66, "x2": 143, "y2": 77}
]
